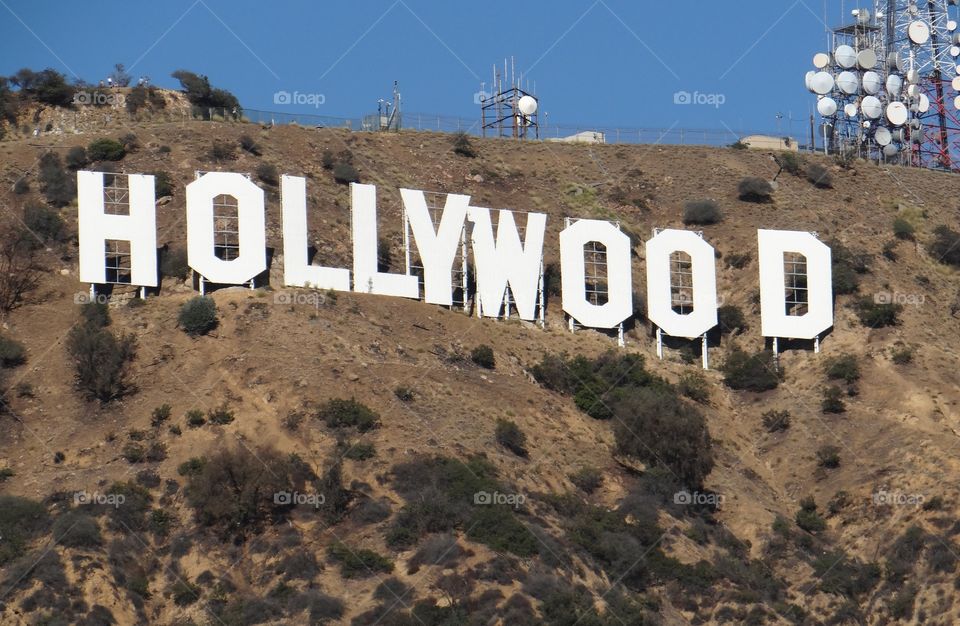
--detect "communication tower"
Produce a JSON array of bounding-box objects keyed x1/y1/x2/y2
[{"x1": 480, "y1": 57, "x2": 540, "y2": 139}]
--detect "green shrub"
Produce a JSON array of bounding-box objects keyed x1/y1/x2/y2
[
  {"x1": 119, "y1": 133, "x2": 138, "y2": 152},
  {"x1": 207, "y1": 403, "x2": 234, "y2": 425},
  {"x1": 471, "y1": 344, "x2": 495, "y2": 369},
  {"x1": 779, "y1": 151, "x2": 804, "y2": 175},
  {"x1": 891, "y1": 344, "x2": 914, "y2": 365},
  {"x1": 854, "y1": 297, "x2": 900, "y2": 328},
  {"x1": 822, "y1": 386, "x2": 846, "y2": 414},
  {"x1": 393, "y1": 385, "x2": 414, "y2": 402},
  {"x1": 717, "y1": 304, "x2": 746, "y2": 335},
  {"x1": 824, "y1": 354, "x2": 860, "y2": 383},
  {"x1": 12, "y1": 178, "x2": 29, "y2": 195},
  {"x1": 37, "y1": 152, "x2": 74, "y2": 207},
  {"x1": 495, "y1": 418, "x2": 528, "y2": 457},
  {"x1": 721, "y1": 350, "x2": 779, "y2": 391},
  {"x1": 333, "y1": 162, "x2": 359, "y2": 185},
  {"x1": 52, "y1": 512, "x2": 101, "y2": 548},
  {"x1": 893, "y1": 217, "x2": 915, "y2": 240},
  {"x1": 185, "y1": 409, "x2": 205, "y2": 427},
  {"x1": 726, "y1": 252, "x2": 751, "y2": 269},
  {"x1": 172, "y1": 579, "x2": 201, "y2": 606},
  {"x1": 150, "y1": 170, "x2": 173, "y2": 197},
  {"x1": 207, "y1": 140, "x2": 236, "y2": 162},
  {"x1": 889, "y1": 584, "x2": 917, "y2": 620},
  {"x1": 150, "y1": 404, "x2": 171, "y2": 427},
  {"x1": 342, "y1": 441, "x2": 376, "y2": 461},
  {"x1": 178, "y1": 296, "x2": 218, "y2": 336},
  {"x1": 452, "y1": 132, "x2": 477, "y2": 158},
  {"x1": 817, "y1": 445, "x2": 841, "y2": 468},
  {"x1": 761, "y1": 409, "x2": 790, "y2": 432},
  {"x1": 0, "y1": 335, "x2": 25, "y2": 367},
  {"x1": 66, "y1": 305, "x2": 136, "y2": 401},
  {"x1": 612, "y1": 386, "x2": 713, "y2": 488},
  {"x1": 87, "y1": 138, "x2": 126, "y2": 161},
  {"x1": 328, "y1": 542, "x2": 394, "y2": 578},
  {"x1": 317, "y1": 398, "x2": 379, "y2": 432},
  {"x1": 0, "y1": 496, "x2": 48, "y2": 565},
  {"x1": 65, "y1": 146, "x2": 88, "y2": 169},
  {"x1": 122, "y1": 442, "x2": 146, "y2": 463},
  {"x1": 239, "y1": 134, "x2": 261, "y2": 156},
  {"x1": 160, "y1": 246, "x2": 189, "y2": 280},
  {"x1": 24, "y1": 202, "x2": 65, "y2": 242},
  {"x1": 682, "y1": 199, "x2": 722, "y2": 225},
  {"x1": 738, "y1": 177, "x2": 773, "y2": 202},
  {"x1": 321, "y1": 150, "x2": 335, "y2": 170},
  {"x1": 256, "y1": 162, "x2": 279, "y2": 186},
  {"x1": 795, "y1": 496, "x2": 826, "y2": 533},
  {"x1": 569, "y1": 467, "x2": 602, "y2": 494},
  {"x1": 931, "y1": 225, "x2": 960, "y2": 266},
  {"x1": 830, "y1": 240, "x2": 870, "y2": 295},
  {"x1": 177, "y1": 457, "x2": 206, "y2": 476},
  {"x1": 678, "y1": 372, "x2": 709, "y2": 403},
  {"x1": 806, "y1": 163, "x2": 833, "y2": 188},
  {"x1": 186, "y1": 444, "x2": 314, "y2": 535}
]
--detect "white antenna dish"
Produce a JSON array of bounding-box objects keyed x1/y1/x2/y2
[
  {"x1": 863, "y1": 121, "x2": 872, "y2": 129},
  {"x1": 875, "y1": 127, "x2": 893, "y2": 146},
  {"x1": 862, "y1": 96, "x2": 883, "y2": 119},
  {"x1": 837, "y1": 71, "x2": 860, "y2": 94},
  {"x1": 887, "y1": 52, "x2": 905, "y2": 72},
  {"x1": 862, "y1": 71, "x2": 882, "y2": 94},
  {"x1": 919, "y1": 92, "x2": 931, "y2": 114},
  {"x1": 949, "y1": 19, "x2": 958, "y2": 31},
  {"x1": 953, "y1": 76, "x2": 960, "y2": 90},
  {"x1": 857, "y1": 49, "x2": 877, "y2": 69},
  {"x1": 810, "y1": 71, "x2": 835, "y2": 95},
  {"x1": 886, "y1": 101, "x2": 909, "y2": 126},
  {"x1": 517, "y1": 95, "x2": 537, "y2": 116},
  {"x1": 907, "y1": 84, "x2": 921, "y2": 97},
  {"x1": 813, "y1": 52, "x2": 832, "y2": 69},
  {"x1": 952, "y1": 46, "x2": 960, "y2": 57},
  {"x1": 896, "y1": 128, "x2": 908, "y2": 143},
  {"x1": 884, "y1": 144, "x2": 900, "y2": 157},
  {"x1": 844, "y1": 103, "x2": 859, "y2": 118},
  {"x1": 857, "y1": 8, "x2": 871, "y2": 24},
  {"x1": 955, "y1": 95, "x2": 960, "y2": 110},
  {"x1": 805, "y1": 71, "x2": 816, "y2": 92},
  {"x1": 886, "y1": 74, "x2": 903, "y2": 95},
  {"x1": 907, "y1": 69, "x2": 921, "y2": 84},
  {"x1": 835, "y1": 45, "x2": 857, "y2": 68},
  {"x1": 817, "y1": 97, "x2": 838, "y2": 116},
  {"x1": 909, "y1": 21, "x2": 931, "y2": 44}
]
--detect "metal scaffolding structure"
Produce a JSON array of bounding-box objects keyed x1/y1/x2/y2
[{"x1": 807, "y1": 1, "x2": 960, "y2": 171}]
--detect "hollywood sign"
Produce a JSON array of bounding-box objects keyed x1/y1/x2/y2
[{"x1": 77, "y1": 171, "x2": 833, "y2": 358}]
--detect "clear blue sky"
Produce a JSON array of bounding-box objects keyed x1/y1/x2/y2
[{"x1": 0, "y1": 0, "x2": 838, "y2": 136}]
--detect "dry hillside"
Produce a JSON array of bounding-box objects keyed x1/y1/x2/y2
[{"x1": 2, "y1": 99, "x2": 960, "y2": 625}]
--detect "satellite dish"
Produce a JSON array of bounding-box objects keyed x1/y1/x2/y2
[
  {"x1": 517, "y1": 95, "x2": 538, "y2": 116},
  {"x1": 862, "y1": 71, "x2": 882, "y2": 94},
  {"x1": 953, "y1": 76, "x2": 960, "y2": 90},
  {"x1": 863, "y1": 121, "x2": 872, "y2": 129},
  {"x1": 955, "y1": 95, "x2": 960, "y2": 109},
  {"x1": 895, "y1": 128, "x2": 908, "y2": 142},
  {"x1": 907, "y1": 69, "x2": 921, "y2": 84},
  {"x1": 857, "y1": 49, "x2": 877, "y2": 69},
  {"x1": 835, "y1": 45, "x2": 857, "y2": 68},
  {"x1": 875, "y1": 127, "x2": 893, "y2": 146},
  {"x1": 844, "y1": 103, "x2": 859, "y2": 118},
  {"x1": 856, "y1": 8, "x2": 871, "y2": 24},
  {"x1": 907, "y1": 84, "x2": 921, "y2": 97},
  {"x1": 805, "y1": 71, "x2": 817, "y2": 91},
  {"x1": 886, "y1": 101, "x2": 909, "y2": 125},
  {"x1": 817, "y1": 97, "x2": 838, "y2": 116},
  {"x1": 862, "y1": 96, "x2": 883, "y2": 119},
  {"x1": 886, "y1": 74, "x2": 903, "y2": 94},
  {"x1": 951, "y1": 19, "x2": 959, "y2": 31},
  {"x1": 884, "y1": 144, "x2": 900, "y2": 157},
  {"x1": 813, "y1": 52, "x2": 832, "y2": 69},
  {"x1": 887, "y1": 52, "x2": 905, "y2": 72},
  {"x1": 909, "y1": 20, "x2": 931, "y2": 44},
  {"x1": 952, "y1": 46, "x2": 960, "y2": 57},
  {"x1": 910, "y1": 118, "x2": 922, "y2": 130},
  {"x1": 837, "y1": 71, "x2": 860, "y2": 94},
  {"x1": 811, "y1": 71, "x2": 835, "y2": 95},
  {"x1": 919, "y1": 93, "x2": 930, "y2": 113}
]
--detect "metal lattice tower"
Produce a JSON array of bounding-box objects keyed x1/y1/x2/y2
[{"x1": 807, "y1": 1, "x2": 960, "y2": 171}]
